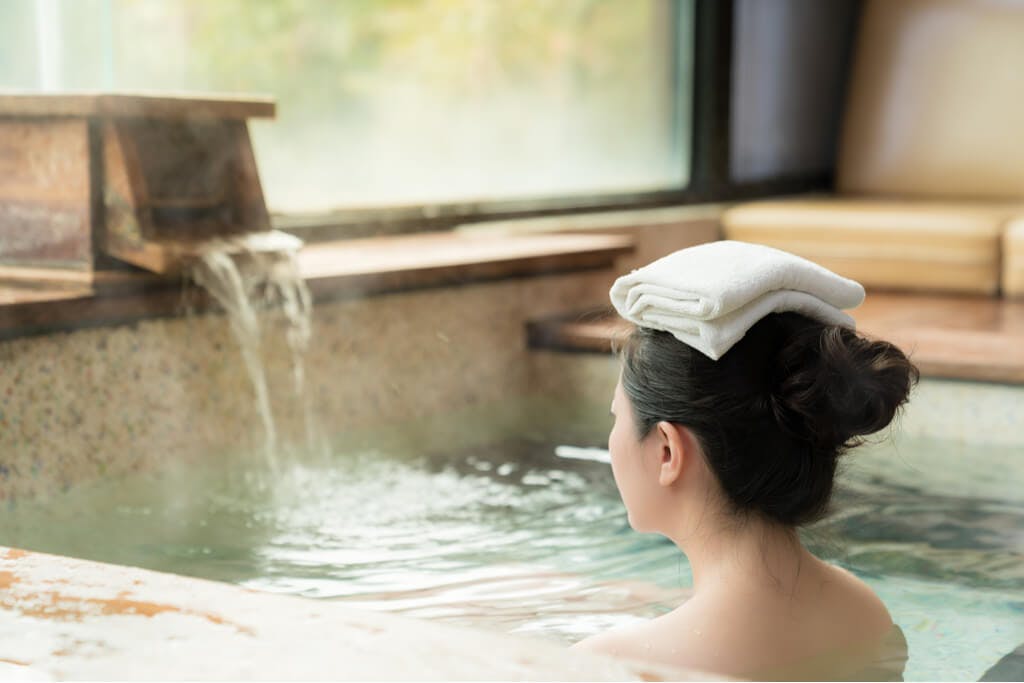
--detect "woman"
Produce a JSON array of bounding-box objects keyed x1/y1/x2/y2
[{"x1": 573, "y1": 244, "x2": 917, "y2": 680}]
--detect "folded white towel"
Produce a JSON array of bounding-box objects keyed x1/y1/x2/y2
[{"x1": 609, "y1": 241, "x2": 865, "y2": 360}]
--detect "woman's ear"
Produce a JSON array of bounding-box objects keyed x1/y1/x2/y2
[{"x1": 655, "y1": 421, "x2": 689, "y2": 487}]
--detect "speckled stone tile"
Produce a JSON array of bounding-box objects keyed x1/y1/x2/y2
[
  {"x1": 9, "y1": 263, "x2": 1017, "y2": 504},
  {"x1": 524, "y1": 353, "x2": 1024, "y2": 449},
  {"x1": 0, "y1": 270, "x2": 614, "y2": 502},
  {"x1": 528, "y1": 351, "x2": 620, "y2": 408},
  {"x1": 899, "y1": 379, "x2": 1024, "y2": 446}
]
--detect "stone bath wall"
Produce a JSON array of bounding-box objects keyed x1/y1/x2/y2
[
  {"x1": 0, "y1": 269, "x2": 613, "y2": 502},
  {"x1": 527, "y1": 350, "x2": 1024, "y2": 447}
]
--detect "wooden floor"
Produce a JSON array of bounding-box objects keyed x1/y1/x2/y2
[{"x1": 527, "y1": 292, "x2": 1024, "y2": 385}]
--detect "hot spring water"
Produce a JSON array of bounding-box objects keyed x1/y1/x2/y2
[
  {"x1": 190, "y1": 243, "x2": 317, "y2": 469},
  {"x1": 4, "y1": 243, "x2": 1020, "y2": 680}
]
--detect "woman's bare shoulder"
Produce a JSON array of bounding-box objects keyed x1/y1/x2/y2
[
  {"x1": 572, "y1": 563, "x2": 896, "y2": 678},
  {"x1": 572, "y1": 621, "x2": 651, "y2": 660},
  {"x1": 572, "y1": 603, "x2": 725, "y2": 673},
  {"x1": 819, "y1": 563, "x2": 893, "y2": 634},
  {"x1": 572, "y1": 613, "x2": 694, "y2": 663}
]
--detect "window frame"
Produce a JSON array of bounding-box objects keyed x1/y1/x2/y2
[{"x1": 271, "y1": 0, "x2": 836, "y2": 241}]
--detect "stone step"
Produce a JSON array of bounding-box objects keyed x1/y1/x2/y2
[
  {"x1": 527, "y1": 293, "x2": 1024, "y2": 384},
  {"x1": 526, "y1": 308, "x2": 629, "y2": 354}
]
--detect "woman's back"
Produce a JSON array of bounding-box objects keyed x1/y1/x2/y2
[{"x1": 578, "y1": 551, "x2": 907, "y2": 680}]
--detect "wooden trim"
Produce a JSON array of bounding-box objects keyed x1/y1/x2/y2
[
  {"x1": 0, "y1": 93, "x2": 276, "y2": 120},
  {"x1": 0, "y1": 265, "x2": 94, "y2": 285}
]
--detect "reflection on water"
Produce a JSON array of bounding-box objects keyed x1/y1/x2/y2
[{"x1": 2, "y1": 433, "x2": 1022, "y2": 681}]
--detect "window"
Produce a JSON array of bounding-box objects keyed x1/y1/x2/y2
[{"x1": 1, "y1": 0, "x2": 695, "y2": 220}]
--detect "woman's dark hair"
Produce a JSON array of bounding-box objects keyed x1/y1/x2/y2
[{"x1": 620, "y1": 312, "x2": 919, "y2": 527}]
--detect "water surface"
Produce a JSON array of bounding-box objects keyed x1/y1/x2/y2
[{"x1": 5, "y1": 426, "x2": 1022, "y2": 681}]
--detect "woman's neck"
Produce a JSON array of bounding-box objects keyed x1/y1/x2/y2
[{"x1": 671, "y1": 514, "x2": 809, "y2": 596}]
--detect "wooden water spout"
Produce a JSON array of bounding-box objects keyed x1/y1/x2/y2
[{"x1": 0, "y1": 93, "x2": 299, "y2": 281}]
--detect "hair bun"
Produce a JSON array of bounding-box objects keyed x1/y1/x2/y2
[
  {"x1": 770, "y1": 320, "x2": 919, "y2": 454},
  {"x1": 618, "y1": 313, "x2": 919, "y2": 527}
]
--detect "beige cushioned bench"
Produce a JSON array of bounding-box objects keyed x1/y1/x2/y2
[
  {"x1": 725, "y1": 199, "x2": 1015, "y2": 293},
  {"x1": 722, "y1": 0, "x2": 1024, "y2": 295}
]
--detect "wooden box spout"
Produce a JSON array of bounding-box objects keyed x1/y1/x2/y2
[{"x1": 0, "y1": 93, "x2": 297, "y2": 279}]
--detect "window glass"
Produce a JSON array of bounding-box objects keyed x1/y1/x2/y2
[{"x1": 1, "y1": 0, "x2": 693, "y2": 215}]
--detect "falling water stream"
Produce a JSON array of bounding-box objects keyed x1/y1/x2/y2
[{"x1": 190, "y1": 243, "x2": 316, "y2": 470}]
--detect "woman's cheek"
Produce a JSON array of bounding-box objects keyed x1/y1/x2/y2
[{"x1": 609, "y1": 428, "x2": 646, "y2": 530}]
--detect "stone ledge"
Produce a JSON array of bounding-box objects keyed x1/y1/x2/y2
[
  {"x1": 0, "y1": 546, "x2": 706, "y2": 681},
  {"x1": 0, "y1": 231, "x2": 632, "y2": 340},
  {"x1": 527, "y1": 309, "x2": 632, "y2": 354}
]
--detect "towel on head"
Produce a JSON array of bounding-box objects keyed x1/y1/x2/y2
[{"x1": 609, "y1": 240, "x2": 865, "y2": 360}]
